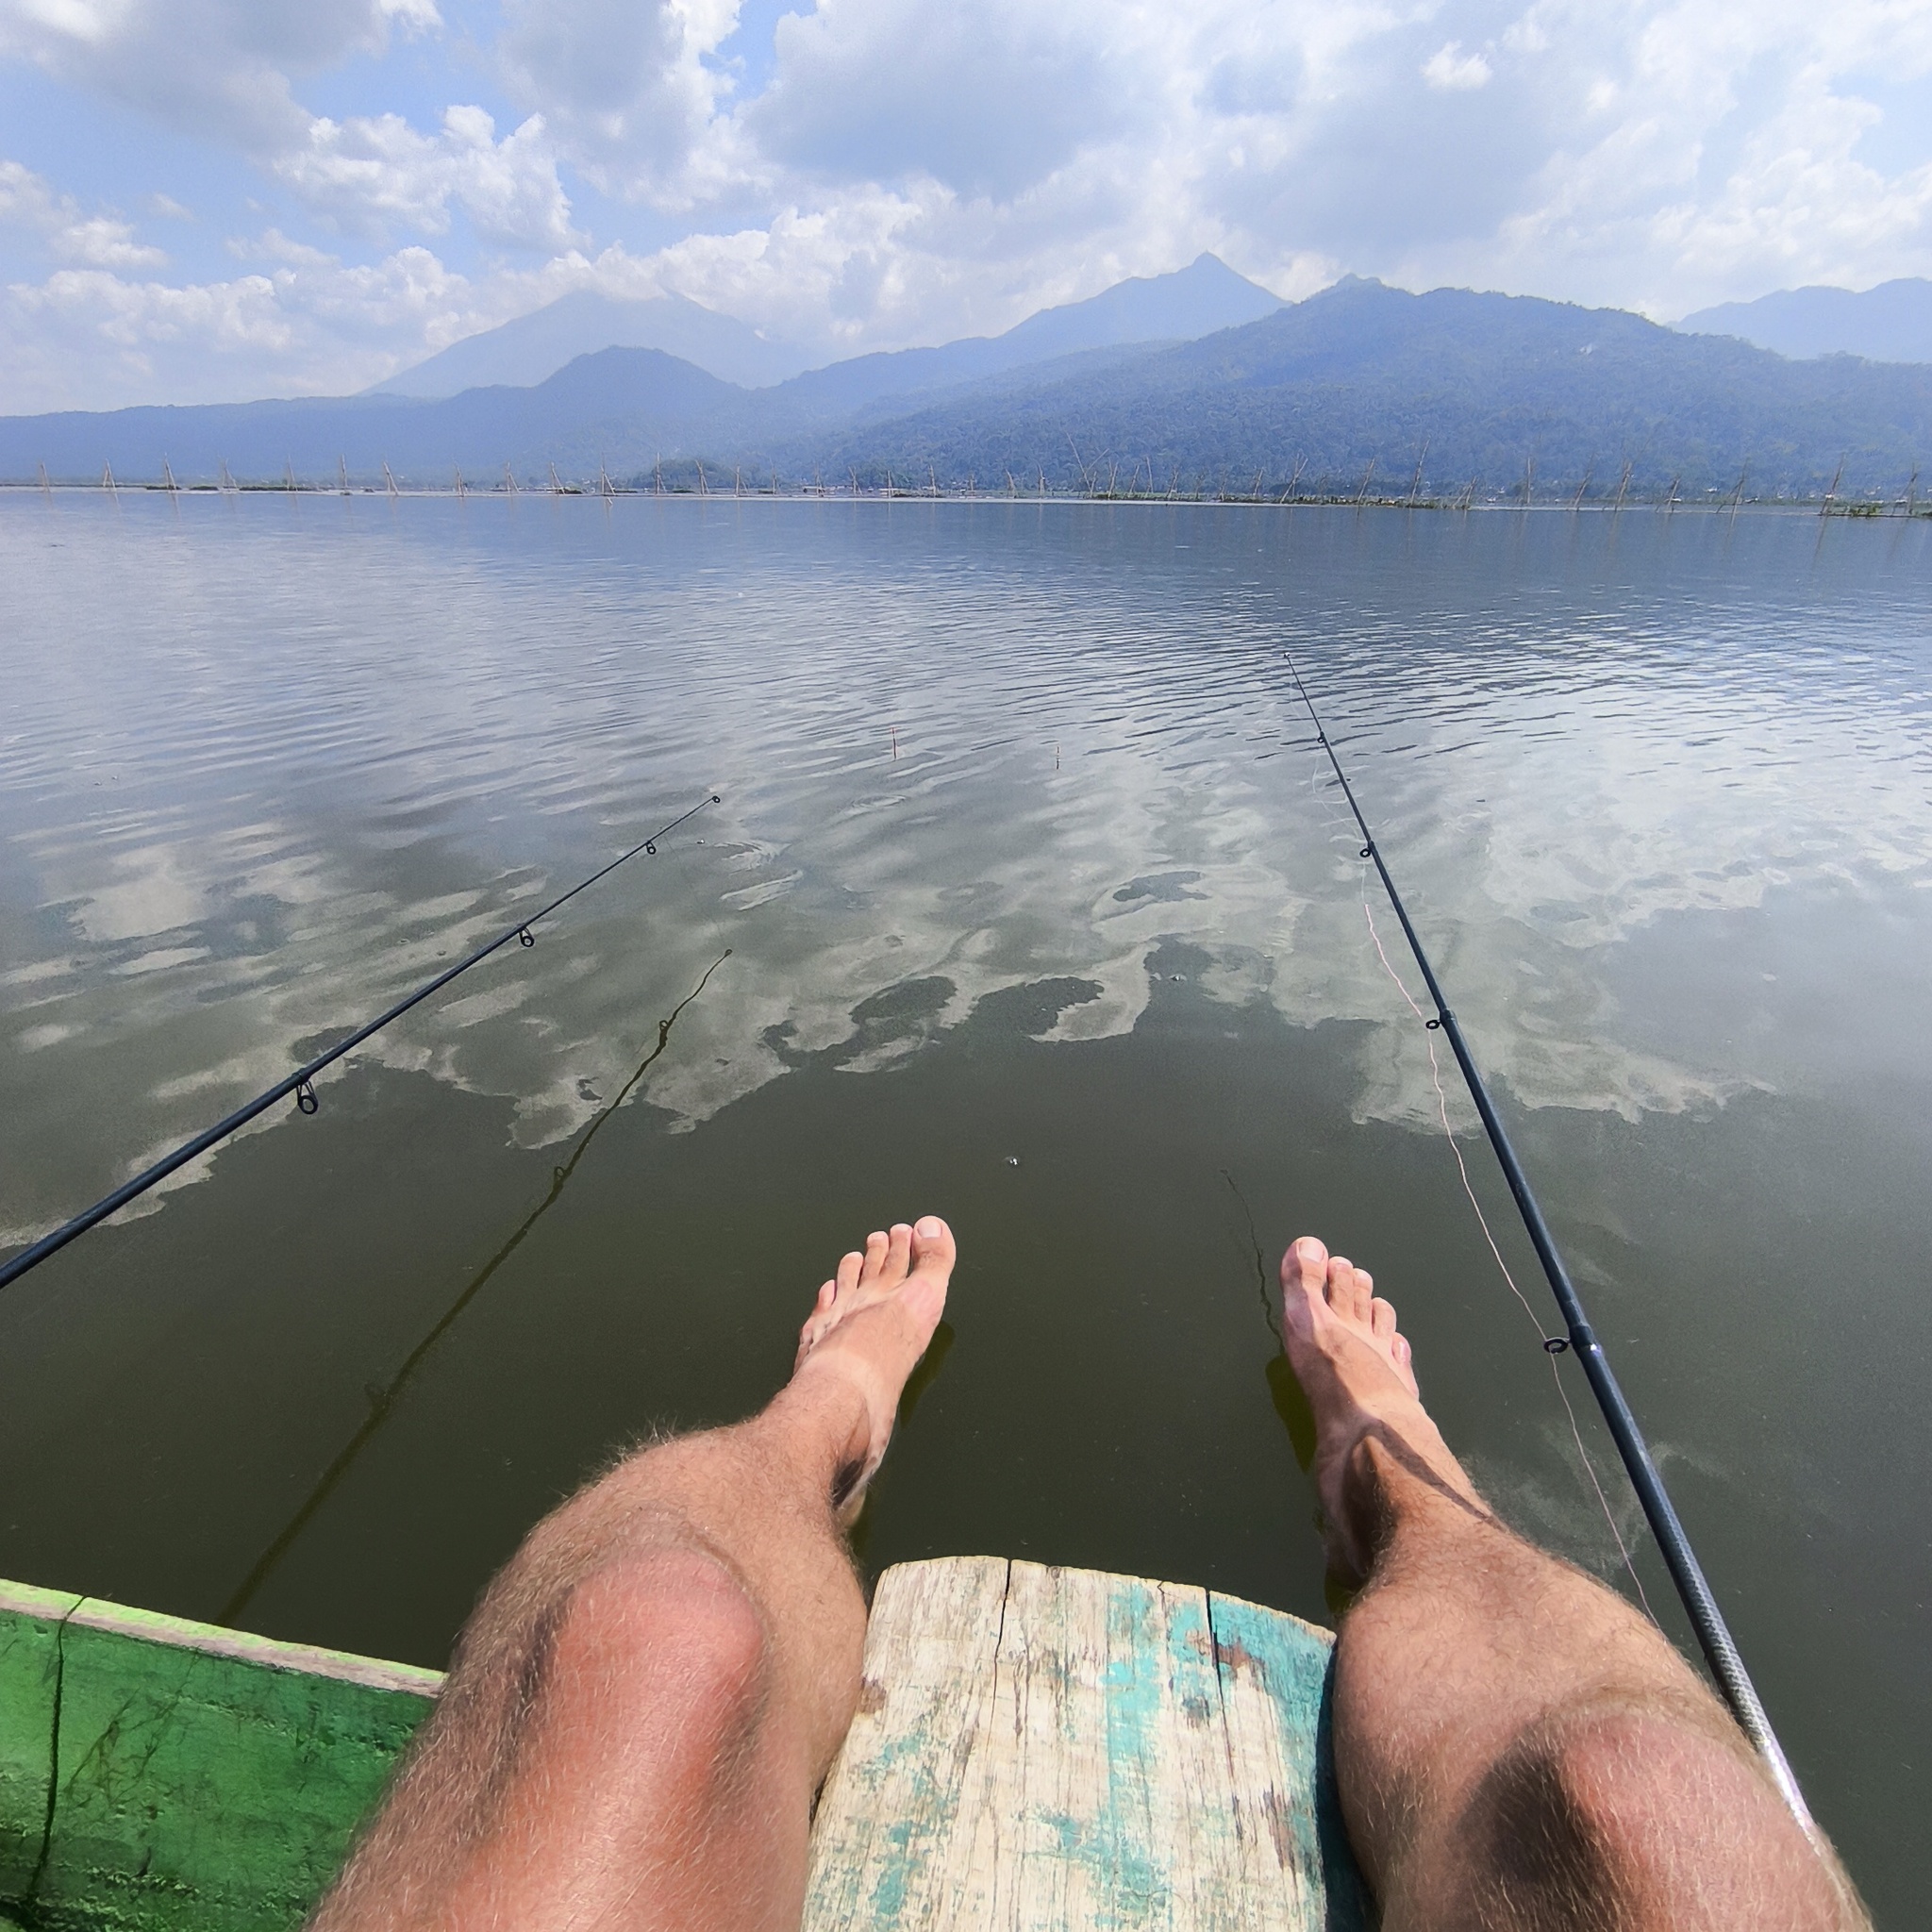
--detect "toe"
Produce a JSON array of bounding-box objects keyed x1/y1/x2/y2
[
  {"x1": 817, "y1": 1279, "x2": 837, "y2": 1310},
  {"x1": 1391, "y1": 1330, "x2": 1419, "y2": 1395},
  {"x1": 1324, "y1": 1256, "x2": 1360, "y2": 1322},
  {"x1": 909, "y1": 1214, "x2": 957, "y2": 1281},
  {"x1": 1281, "y1": 1236, "x2": 1330, "y2": 1297},
  {"x1": 1336, "y1": 1260, "x2": 1374, "y2": 1325},
  {"x1": 1371, "y1": 1297, "x2": 1395, "y2": 1341},
  {"x1": 882, "y1": 1222, "x2": 914, "y2": 1284},
  {"x1": 858, "y1": 1230, "x2": 890, "y2": 1286},
  {"x1": 837, "y1": 1250, "x2": 864, "y2": 1301},
  {"x1": 1280, "y1": 1237, "x2": 1331, "y2": 1335}
]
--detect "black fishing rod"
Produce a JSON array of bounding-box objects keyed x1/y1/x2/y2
[
  {"x1": 0, "y1": 792, "x2": 722, "y2": 1295},
  {"x1": 1282, "y1": 651, "x2": 1811, "y2": 1830}
]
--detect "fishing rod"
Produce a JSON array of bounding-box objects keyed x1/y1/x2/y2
[
  {"x1": 1282, "y1": 650, "x2": 1811, "y2": 1830},
  {"x1": 0, "y1": 792, "x2": 722, "y2": 1295}
]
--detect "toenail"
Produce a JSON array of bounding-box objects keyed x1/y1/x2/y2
[{"x1": 915, "y1": 1216, "x2": 944, "y2": 1238}]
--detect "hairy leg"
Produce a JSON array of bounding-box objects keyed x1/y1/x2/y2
[
  {"x1": 308, "y1": 1215, "x2": 955, "y2": 1932},
  {"x1": 1279, "y1": 1236, "x2": 1865, "y2": 1932}
]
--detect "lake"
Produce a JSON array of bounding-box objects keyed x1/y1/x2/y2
[{"x1": 2, "y1": 491, "x2": 1927, "y2": 1920}]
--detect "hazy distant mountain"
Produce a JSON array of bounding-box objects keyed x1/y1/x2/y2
[
  {"x1": 1678, "y1": 280, "x2": 1932, "y2": 364},
  {"x1": 371, "y1": 291, "x2": 812, "y2": 395},
  {"x1": 750, "y1": 277, "x2": 1932, "y2": 499},
  {"x1": 8, "y1": 275, "x2": 1929, "y2": 498},
  {"x1": 0, "y1": 348, "x2": 745, "y2": 485},
  {"x1": 770, "y1": 254, "x2": 1282, "y2": 418},
  {"x1": 375, "y1": 254, "x2": 1282, "y2": 412},
  {"x1": 1003, "y1": 254, "x2": 1285, "y2": 356}
]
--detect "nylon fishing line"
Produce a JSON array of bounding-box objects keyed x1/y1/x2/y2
[{"x1": 1280, "y1": 646, "x2": 1812, "y2": 1833}]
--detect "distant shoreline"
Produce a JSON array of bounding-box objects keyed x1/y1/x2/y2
[{"x1": 3, "y1": 481, "x2": 1923, "y2": 517}]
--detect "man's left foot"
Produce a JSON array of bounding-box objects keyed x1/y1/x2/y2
[{"x1": 791, "y1": 1217, "x2": 955, "y2": 1506}]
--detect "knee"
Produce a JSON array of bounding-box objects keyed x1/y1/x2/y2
[
  {"x1": 1459, "y1": 1699, "x2": 1849, "y2": 1928},
  {"x1": 541, "y1": 1545, "x2": 774, "y2": 1785}
]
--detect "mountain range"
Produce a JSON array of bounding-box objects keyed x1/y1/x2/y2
[
  {"x1": 368, "y1": 252, "x2": 1280, "y2": 399},
  {"x1": 1679, "y1": 279, "x2": 1932, "y2": 365},
  {"x1": 4, "y1": 262, "x2": 1930, "y2": 502}
]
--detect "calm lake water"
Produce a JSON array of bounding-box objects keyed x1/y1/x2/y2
[{"x1": 2, "y1": 493, "x2": 1927, "y2": 1918}]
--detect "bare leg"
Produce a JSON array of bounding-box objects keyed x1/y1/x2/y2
[
  {"x1": 308, "y1": 1215, "x2": 956, "y2": 1932},
  {"x1": 1279, "y1": 1236, "x2": 1866, "y2": 1932}
]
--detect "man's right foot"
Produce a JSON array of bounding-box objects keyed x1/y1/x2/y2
[
  {"x1": 1279, "y1": 1235, "x2": 1488, "y2": 1582},
  {"x1": 791, "y1": 1217, "x2": 955, "y2": 1515}
]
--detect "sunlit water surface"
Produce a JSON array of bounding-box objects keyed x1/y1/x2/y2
[{"x1": 2, "y1": 494, "x2": 1928, "y2": 1919}]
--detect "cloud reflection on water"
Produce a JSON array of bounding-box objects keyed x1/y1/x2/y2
[{"x1": 2, "y1": 497, "x2": 1929, "y2": 1249}]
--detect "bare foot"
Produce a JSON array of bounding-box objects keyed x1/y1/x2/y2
[
  {"x1": 1279, "y1": 1235, "x2": 1488, "y2": 1582},
  {"x1": 791, "y1": 1216, "x2": 955, "y2": 1512}
]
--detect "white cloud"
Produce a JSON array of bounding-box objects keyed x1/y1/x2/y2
[
  {"x1": 2, "y1": 238, "x2": 482, "y2": 410},
  {"x1": 0, "y1": 158, "x2": 167, "y2": 269},
  {"x1": 7, "y1": 0, "x2": 1932, "y2": 405},
  {"x1": 0, "y1": 228, "x2": 736, "y2": 411},
  {"x1": 52, "y1": 212, "x2": 168, "y2": 268},
  {"x1": 1459, "y1": 0, "x2": 1932, "y2": 313},
  {"x1": 1, "y1": 0, "x2": 582, "y2": 254},
  {"x1": 1423, "y1": 42, "x2": 1491, "y2": 91},
  {"x1": 498, "y1": 0, "x2": 735, "y2": 200},
  {"x1": 748, "y1": 0, "x2": 1141, "y2": 202},
  {"x1": 0, "y1": 0, "x2": 436, "y2": 149},
  {"x1": 273, "y1": 106, "x2": 582, "y2": 251}
]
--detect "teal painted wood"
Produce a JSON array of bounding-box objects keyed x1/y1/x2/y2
[
  {"x1": 802, "y1": 1557, "x2": 1371, "y2": 1930},
  {"x1": 1208, "y1": 1595, "x2": 1369, "y2": 1931}
]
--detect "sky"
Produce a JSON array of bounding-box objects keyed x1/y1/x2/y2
[{"x1": 2, "y1": 0, "x2": 1931, "y2": 413}]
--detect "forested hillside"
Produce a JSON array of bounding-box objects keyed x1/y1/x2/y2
[{"x1": 744, "y1": 279, "x2": 1932, "y2": 500}]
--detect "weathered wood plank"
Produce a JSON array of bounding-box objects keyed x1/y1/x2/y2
[
  {"x1": 803, "y1": 1557, "x2": 1369, "y2": 1932},
  {"x1": 802, "y1": 1554, "x2": 1012, "y2": 1928},
  {"x1": 1210, "y1": 1592, "x2": 1369, "y2": 1932}
]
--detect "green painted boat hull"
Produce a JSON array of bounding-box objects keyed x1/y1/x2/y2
[{"x1": 0, "y1": 1581, "x2": 438, "y2": 1931}]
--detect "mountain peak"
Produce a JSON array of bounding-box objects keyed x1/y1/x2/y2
[
  {"x1": 372, "y1": 291, "x2": 810, "y2": 398},
  {"x1": 996, "y1": 256, "x2": 1282, "y2": 358}
]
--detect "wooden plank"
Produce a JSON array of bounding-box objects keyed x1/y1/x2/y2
[
  {"x1": 803, "y1": 1557, "x2": 1368, "y2": 1931},
  {"x1": 802, "y1": 1554, "x2": 1012, "y2": 1928},
  {"x1": 0, "y1": 1583, "x2": 79, "y2": 1900},
  {"x1": 1209, "y1": 1592, "x2": 1369, "y2": 1932},
  {"x1": 0, "y1": 1582, "x2": 443, "y2": 1702},
  {"x1": 0, "y1": 1584, "x2": 437, "y2": 1931},
  {"x1": 994, "y1": 1564, "x2": 1251, "y2": 1929}
]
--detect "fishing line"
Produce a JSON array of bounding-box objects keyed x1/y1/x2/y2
[
  {"x1": 219, "y1": 946, "x2": 735, "y2": 1625},
  {"x1": 1358, "y1": 885, "x2": 1656, "y2": 1626},
  {"x1": 0, "y1": 792, "x2": 722, "y2": 1295},
  {"x1": 1300, "y1": 718, "x2": 1645, "y2": 1610},
  {"x1": 1281, "y1": 647, "x2": 1812, "y2": 1831}
]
